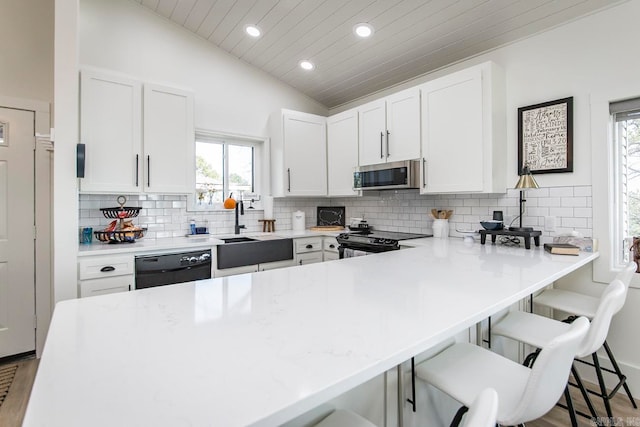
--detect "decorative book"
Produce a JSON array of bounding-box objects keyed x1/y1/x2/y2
[{"x1": 544, "y1": 243, "x2": 580, "y2": 255}]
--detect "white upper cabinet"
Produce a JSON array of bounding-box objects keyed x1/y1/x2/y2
[
  {"x1": 358, "y1": 99, "x2": 386, "y2": 166},
  {"x1": 385, "y1": 88, "x2": 421, "y2": 162},
  {"x1": 358, "y1": 88, "x2": 420, "y2": 166},
  {"x1": 79, "y1": 68, "x2": 195, "y2": 194},
  {"x1": 327, "y1": 109, "x2": 359, "y2": 197},
  {"x1": 143, "y1": 84, "x2": 195, "y2": 194},
  {"x1": 419, "y1": 62, "x2": 505, "y2": 194},
  {"x1": 270, "y1": 110, "x2": 327, "y2": 197},
  {"x1": 80, "y1": 69, "x2": 142, "y2": 193}
]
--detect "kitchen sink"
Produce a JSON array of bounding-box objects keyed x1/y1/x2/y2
[
  {"x1": 220, "y1": 237, "x2": 257, "y2": 243},
  {"x1": 217, "y1": 237, "x2": 293, "y2": 269}
]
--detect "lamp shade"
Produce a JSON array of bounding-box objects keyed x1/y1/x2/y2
[{"x1": 515, "y1": 165, "x2": 539, "y2": 190}]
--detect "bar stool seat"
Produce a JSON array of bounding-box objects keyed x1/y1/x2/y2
[
  {"x1": 493, "y1": 280, "x2": 626, "y2": 424},
  {"x1": 534, "y1": 289, "x2": 599, "y2": 318},
  {"x1": 415, "y1": 317, "x2": 589, "y2": 427}
]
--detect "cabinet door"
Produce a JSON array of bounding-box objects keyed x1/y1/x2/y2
[
  {"x1": 420, "y1": 68, "x2": 483, "y2": 193},
  {"x1": 283, "y1": 112, "x2": 327, "y2": 196},
  {"x1": 143, "y1": 84, "x2": 195, "y2": 194},
  {"x1": 80, "y1": 69, "x2": 142, "y2": 193},
  {"x1": 79, "y1": 276, "x2": 132, "y2": 298},
  {"x1": 385, "y1": 88, "x2": 421, "y2": 162},
  {"x1": 296, "y1": 252, "x2": 323, "y2": 266},
  {"x1": 358, "y1": 99, "x2": 386, "y2": 166},
  {"x1": 327, "y1": 110, "x2": 359, "y2": 196}
]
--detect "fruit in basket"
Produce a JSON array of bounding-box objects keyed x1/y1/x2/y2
[
  {"x1": 117, "y1": 210, "x2": 128, "y2": 219},
  {"x1": 105, "y1": 220, "x2": 117, "y2": 232}
]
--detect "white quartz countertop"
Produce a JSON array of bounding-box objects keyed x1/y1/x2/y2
[
  {"x1": 26, "y1": 239, "x2": 598, "y2": 427},
  {"x1": 78, "y1": 229, "x2": 345, "y2": 256}
]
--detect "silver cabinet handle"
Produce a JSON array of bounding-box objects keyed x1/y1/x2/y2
[
  {"x1": 380, "y1": 132, "x2": 384, "y2": 158},
  {"x1": 386, "y1": 130, "x2": 390, "y2": 157},
  {"x1": 147, "y1": 155, "x2": 150, "y2": 187},
  {"x1": 135, "y1": 155, "x2": 139, "y2": 187},
  {"x1": 287, "y1": 168, "x2": 291, "y2": 192},
  {"x1": 422, "y1": 158, "x2": 427, "y2": 188}
]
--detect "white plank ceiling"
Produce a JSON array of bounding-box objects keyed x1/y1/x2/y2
[{"x1": 134, "y1": 0, "x2": 625, "y2": 108}]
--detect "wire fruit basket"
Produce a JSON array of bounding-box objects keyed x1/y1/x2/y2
[{"x1": 94, "y1": 196, "x2": 146, "y2": 243}]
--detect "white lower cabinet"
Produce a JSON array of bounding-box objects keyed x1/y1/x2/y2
[
  {"x1": 323, "y1": 237, "x2": 339, "y2": 261},
  {"x1": 78, "y1": 254, "x2": 134, "y2": 298},
  {"x1": 295, "y1": 237, "x2": 323, "y2": 265},
  {"x1": 259, "y1": 259, "x2": 296, "y2": 271}
]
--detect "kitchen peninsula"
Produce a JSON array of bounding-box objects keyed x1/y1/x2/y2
[{"x1": 24, "y1": 239, "x2": 598, "y2": 427}]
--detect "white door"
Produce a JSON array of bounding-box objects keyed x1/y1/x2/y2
[
  {"x1": 0, "y1": 107, "x2": 35, "y2": 358},
  {"x1": 385, "y1": 88, "x2": 421, "y2": 163},
  {"x1": 283, "y1": 112, "x2": 327, "y2": 196},
  {"x1": 143, "y1": 84, "x2": 195, "y2": 194},
  {"x1": 358, "y1": 99, "x2": 386, "y2": 166},
  {"x1": 79, "y1": 69, "x2": 142, "y2": 193},
  {"x1": 327, "y1": 109, "x2": 359, "y2": 196}
]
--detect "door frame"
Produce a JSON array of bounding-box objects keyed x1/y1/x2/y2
[{"x1": 0, "y1": 95, "x2": 52, "y2": 357}]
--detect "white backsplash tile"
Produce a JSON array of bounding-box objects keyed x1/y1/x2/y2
[{"x1": 79, "y1": 185, "x2": 593, "y2": 240}]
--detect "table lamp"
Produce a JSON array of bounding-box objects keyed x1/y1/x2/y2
[{"x1": 509, "y1": 165, "x2": 539, "y2": 232}]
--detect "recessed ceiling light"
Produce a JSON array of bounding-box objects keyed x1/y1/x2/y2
[
  {"x1": 353, "y1": 23, "x2": 374, "y2": 38},
  {"x1": 299, "y1": 60, "x2": 315, "y2": 71},
  {"x1": 245, "y1": 25, "x2": 261, "y2": 38}
]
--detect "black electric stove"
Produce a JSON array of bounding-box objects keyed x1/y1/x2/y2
[{"x1": 336, "y1": 230, "x2": 432, "y2": 256}]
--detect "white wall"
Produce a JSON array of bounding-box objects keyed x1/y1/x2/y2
[
  {"x1": 79, "y1": 0, "x2": 328, "y2": 138},
  {"x1": 0, "y1": 0, "x2": 54, "y2": 103}
]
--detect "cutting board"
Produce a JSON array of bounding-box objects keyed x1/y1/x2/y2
[{"x1": 309, "y1": 226, "x2": 345, "y2": 231}]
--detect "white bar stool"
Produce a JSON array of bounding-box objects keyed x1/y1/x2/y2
[
  {"x1": 533, "y1": 262, "x2": 637, "y2": 415},
  {"x1": 312, "y1": 388, "x2": 498, "y2": 427},
  {"x1": 492, "y1": 279, "x2": 625, "y2": 425},
  {"x1": 414, "y1": 317, "x2": 589, "y2": 427},
  {"x1": 463, "y1": 388, "x2": 498, "y2": 427}
]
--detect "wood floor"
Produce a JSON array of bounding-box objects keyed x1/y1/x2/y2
[
  {"x1": 0, "y1": 355, "x2": 637, "y2": 427},
  {"x1": 0, "y1": 357, "x2": 38, "y2": 427}
]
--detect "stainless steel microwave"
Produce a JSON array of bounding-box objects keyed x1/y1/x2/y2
[{"x1": 353, "y1": 160, "x2": 421, "y2": 190}]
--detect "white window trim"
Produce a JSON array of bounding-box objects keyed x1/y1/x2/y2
[
  {"x1": 591, "y1": 88, "x2": 640, "y2": 287},
  {"x1": 187, "y1": 129, "x2": 270, "y2": 212}
]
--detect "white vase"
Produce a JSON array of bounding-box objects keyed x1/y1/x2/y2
[{"x1": 432, "y1": 219, "x2": 449, "y2": 239}]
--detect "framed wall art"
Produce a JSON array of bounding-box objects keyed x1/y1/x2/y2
[{"x1": 518, "y1": 96, "x2": 573, "y2": 175}]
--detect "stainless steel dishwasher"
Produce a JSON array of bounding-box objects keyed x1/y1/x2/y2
[{"x1": 134, "y1": 249, "x2": 212, "y2": 289}]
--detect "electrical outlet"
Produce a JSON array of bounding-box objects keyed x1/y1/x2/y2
[{"x1": 545, "y1": 216, "x2": 556, "y2": 232}]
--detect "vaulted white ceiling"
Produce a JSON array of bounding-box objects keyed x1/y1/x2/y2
[{"x1": 134, "y1": 0, "x2": 623, "y2": 108}]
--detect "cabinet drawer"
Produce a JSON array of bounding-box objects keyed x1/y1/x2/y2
[
  {"x1": 323, "y1": 238, "x2": 338, "y2": 253},
  {"x1": 79, "y1": 276, "x2": 132, "y2": 298},
  {"x1": 78, "y1": 255, "x2": 134, "y2": 280},
  {"x1": 295, "y1": 238, "x2": 322, "y2": 254},
  {"x1": 297, "y1": 252, "x2": 323, "y2": 265},
  {"x1": 323, "y1": 252, "x2": 340, "y2": 262}
]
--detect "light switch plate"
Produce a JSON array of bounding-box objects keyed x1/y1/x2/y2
[{"x1": 545, "y1": 216, "x2": 556, "y2": 232}]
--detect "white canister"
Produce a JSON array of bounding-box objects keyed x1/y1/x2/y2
[
  {"x1": 263, "y1": 196, "x2": 274, "y2": 219},
  {"x1": 432, "y1": 219, "x2": 449, "y2": 239},
  {"x1": 292, "y1": 210, "x2": 305, "y2": 231}
]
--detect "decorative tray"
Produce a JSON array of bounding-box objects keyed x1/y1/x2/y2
[
  {"x1": 100, "y1": 196, "x2": 141, "y2": 219},
  {"x1": 94, "y1": 228, "x2": 147, "y2": 244}
]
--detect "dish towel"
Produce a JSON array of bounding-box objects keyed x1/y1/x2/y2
[{"x1": 343, "y1": 248, "x2": 369, "y2": 258}]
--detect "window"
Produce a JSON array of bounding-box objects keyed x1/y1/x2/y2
[
  {"x1": 611, "y1": 99, "x2": 640, "y2": 265},
  {"x1": 190, "y1": 131, "x2": 264, "y2": 210}
]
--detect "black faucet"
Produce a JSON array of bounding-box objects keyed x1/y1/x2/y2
[{"x1": 234, "y1": 199, "x2": 245, "y2": 234}]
